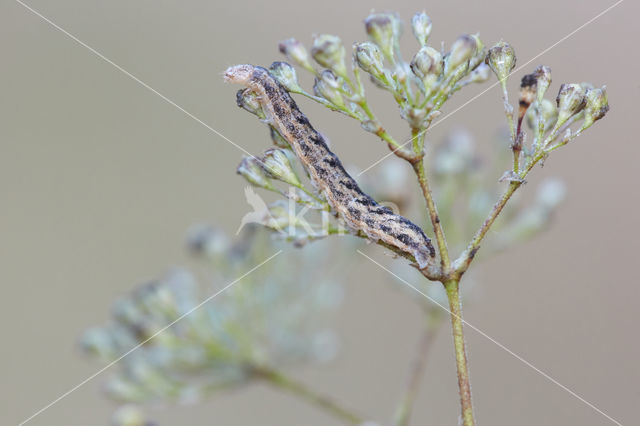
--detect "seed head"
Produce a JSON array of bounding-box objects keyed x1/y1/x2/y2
[
  {"x1": 533, "y1": 65, "x2": 552, "y2": 102},
  {"x1": 269, "y1": 61, "x2": 302, "y2": 92},
  {"x1": 237, "y1": 157, "x2": 275, "y2": 190},
  {"x1": 485, "y1": 41, "x2": 516, "y2": 83},
  {"x1": 526, "y1": 98, "x2": 557, "y2": 132},
  {"x1": 582, "y1": 86, "x2": 609, "y2": 129},
  {"x1": 364, "y1": 12, "x2": 402, "y2": 60},
  {"x1": 313, "y1": 70, "x2": 345, "y2": 107},
  {"x1": 410, "y1": 46, "x2": 443, "y2": 81},
  {"x1": 411, "y1": 12, "x2": 432, "y2": 46},
  {"x1": 555, "y1": 83, "x2": 587, "y2": 127},
  {"x1": 311, "y1": 34, "x2": 347, "y2": 77},
  {"x1": 236, "y1": 89, "x2": 265, "y2": 119},
  {"x1": 261, "y1": 148, "x2": 301, "y2": 187},
  {"x1": 446, "y1": 34, "x2": 478, "y2": 74},
  {"x1": 278, "y1": 38, "x2": 315, "y2": 72},
  {"x1": 354, "y1": 42, "x2": 385, "y2": 80}
]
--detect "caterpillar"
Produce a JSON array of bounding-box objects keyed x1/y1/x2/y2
[{"x1": 224, "y1": 64, "x2": 435, "y2": 269}]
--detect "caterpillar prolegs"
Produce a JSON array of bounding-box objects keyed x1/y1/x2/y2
[{"x1": 224, "y1": 64, "x2": 436, "y2": 269}]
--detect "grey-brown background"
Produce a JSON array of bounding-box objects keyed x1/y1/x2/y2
[{"x1": 1, "y1": 0, "x2": 638, "y2": 425}]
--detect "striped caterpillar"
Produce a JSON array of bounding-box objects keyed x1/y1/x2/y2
[{"x1": 224, "y1": 64, "x2": 435, "y2": 269}]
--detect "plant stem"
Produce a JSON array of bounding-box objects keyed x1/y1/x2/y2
[
  {"x1": 456, "y1": 181, "x2": 521, "y2": 275},
  {"x1": 413, "y1": 157, "x2": 451, "y2": 271},
  {"x1": 253, "y1": 365, "x2": 364, "y2": 425},
  {"x1": 394, "y1": 319, "x2": 440, "y2": 426},
  {"x1": 444, "y1": 279, "x2": 474, "y2": 426}
]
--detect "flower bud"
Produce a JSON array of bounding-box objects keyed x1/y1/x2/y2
[
  {"x1": 533, "y1": 65, "x2": 552, "y2": 102},
  {"x1": 364, "y1": 12, "x2": 402, "y2": 60},
  {"x1": 485, "y1": 41, "x2": 516, "y2": 83},
  {"x1": 526, "y1": 98, "x2": 557, "y2": 132},
  {"x1": 313, "y1": 70, "x2": 345, "y2": 107},
  {"x1": 536, "y1": 178, "x2": 567, "y2": 210},
  {"x1": 411, "y1": 12, "x2": 432, "y2": 46},
  {"x1": 261, "y1": 148, "x2": 301, "y2": 187},
  {"x1": 235, "y1": 89, "x2": 265, "y2": 119},
  {"x1": 237, "y1": 156, "x2": 275, "y2": 190},
  {"x1": 80, "y1": 327, "x2": 116, "y2": 359},
  {"x1": 581, "y1": 86, "x2": 609, "y2": 129},
  {"x1": 467, "y1": 34, "x2": 485, "y2": 68},
  {"x1": 111, "y1": 405, "x2": 148, "y2": 426},
  {"x1": 464, "y1": 62, "x2": 491, "y2": 84},
  {"x1": 445, "y1": 34, "x2": 478, "y2": 74},
  {"x1": 555, "y1": 83, "x2": 587, "y2": 127},
  {"x1": 311, "y1": 34, "x2": 347, "y2": 77},
  {"x1": 410, "y1": 46, "x2": 443, "y2": 81},
  {"x1": 269, "y1": 61, "x2": 302, "y2": 92},
  {"x1": 270, "y1": 126, "x2": 290, "y2": 149},
  {"x1": 185, "y1": 224, "x2": 230, "y2": 258},
  {"x1": 278, "y1": 38, "x2": 314, "y2": 71},
  {"x1": 354, "y1": 42, "x2": 385, "y2": 80}
]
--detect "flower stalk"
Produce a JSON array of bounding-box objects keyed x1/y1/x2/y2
[{"x1": 253, "y1": 365, "x2": 364, "y2": 425}]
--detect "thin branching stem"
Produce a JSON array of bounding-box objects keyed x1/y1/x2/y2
[
  {"x1": 254, "y1": 365, "x2": 365, "y2": 425},
  {"x1": 412, "y1": 157, "x2": 451, "y2": 271}
]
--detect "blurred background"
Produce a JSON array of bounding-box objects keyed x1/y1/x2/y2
[{"x1": 1, "y1": 0, "x2": 638, "y2": 425}]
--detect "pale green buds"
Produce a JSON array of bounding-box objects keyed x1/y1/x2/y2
[
  {"x1": 464, "y1": 62, "x2": 491, "y2": 85},
  {"x1": 536, "y1": 178, "x2": 567, "y2": 210},
  {"x1": 270, "y1": 126, "x2": 290, "y2": 149},
  {"x1": 235, "y1": 89, "x2": 265, "y2": 119},
  {"x1": 269, "y1": 61, "x2": 302, "y2": 92},
  {"x1": 582, "y1": 86, "x2": 609, "y2": 129},
  {"x1": 446, "y1": 34, "x2": 478, "y2": 74},
  {"x1": 410, "y1": 46, "x2": 443, "y2": 82},
  {"x1": 185, "y1": 224, "x2": 230, "y2": 258},
  {"x1": 313, "y1": 70, "x2": 345, "y2": 107},
  {"x1": 467, "y1": 34, "x2": 485, "y2": 69},
  {"x1": 111, "y1": 405, "x2": 148, "y2": 426},
  {"x1": 278, "y1": 38, "x2": 315, "y2": 72},
  {"x1": 555, "y1": 83, "x2": 587, "y2": 127},
  {"x1": 533, "y1": 65, "x2": 552, "y2": 102},
  {"x1": 354, "y1": 42, "x2": 385, "y2": 80},
  {"x1": 364, "y1": 12, "x2": 402, "y2": 60},
  {"x1": 311, "y1": 34, "x2": 347, "y2": 77},
  {"x1": 485, "y1": 41, "x2": 516, "y2": 83},
  {"x1": 260, "y1": 148, "x2": 301, "y2": 187},
  {"x1": 237, "y1": 156, "x2": 274, "y2": 190},
  {"x1": 411, "y1": 12, "x2": 432, "y2": 46},
  {"x1": 526, "y1": 98, "x2": 557, "y2": 132}
]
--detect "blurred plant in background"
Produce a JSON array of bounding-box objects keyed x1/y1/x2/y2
[{"x1": 82, "y1": 226, "x2": 360, "y2": 425}]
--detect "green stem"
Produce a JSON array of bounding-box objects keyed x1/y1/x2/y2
[
  {"x1": 413, "y1": 157, "x2": 451, "y2": 271},
  {"x1": 444, "y1": 279, "x2": 474, "y2": 426},
  {"x1": 254, "y1": 366, "x2": 364, "y2": 425}
]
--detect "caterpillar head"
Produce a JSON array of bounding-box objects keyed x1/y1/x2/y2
[{"x1": 224, "y1": 64, "x2": 256, "y2": 85}]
